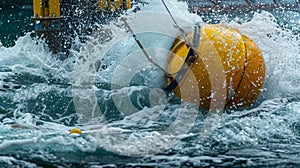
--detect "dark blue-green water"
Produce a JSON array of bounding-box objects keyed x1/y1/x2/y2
[
  {"x1": 0, "y1": 5, "x2": 33, "y2": 47},
  {"x1": 0, "y1": 1, "x2": 300, "y2": 167}
]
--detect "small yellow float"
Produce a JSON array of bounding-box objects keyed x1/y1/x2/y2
[
  {"x1": 69, "y1": 128, "x2": 83, "y2": 135},
  {"x1": 165, "y1": 24, "x2": 265, "y2": 111}
]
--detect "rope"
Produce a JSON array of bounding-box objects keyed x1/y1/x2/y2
[
  {"x1": 161, "y1": 0, "x2": 196, "y2": 50},
  {"x1": 112, "y1": 2, "x2": 173, "y2": 77},
  {"x1": 164, "y1": 24, "x2": 200, "y2": 91}
]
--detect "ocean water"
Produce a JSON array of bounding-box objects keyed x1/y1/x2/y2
[{"x1": 0, "y1": 0, "x2": 300, "y2": 167}]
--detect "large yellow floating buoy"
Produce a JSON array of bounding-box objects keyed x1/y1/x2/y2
[{"x1": 165, "y1": 24, "x2": 265, "y2": 111}]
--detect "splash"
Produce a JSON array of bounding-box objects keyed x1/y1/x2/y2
[
  {"x1": 0, "y1": 0, "x2": 299, "y2": 166},
  {"x1": 225, "y1": 11, "x2": 300, "y2": 99}
]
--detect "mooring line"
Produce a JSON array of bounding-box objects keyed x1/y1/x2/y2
[
  {"x1": 161, "y1": 0, "x2": 194, "y2": 49},
  {"x1": 112, "y1": 3, "x2": 173, "y2": 77}
]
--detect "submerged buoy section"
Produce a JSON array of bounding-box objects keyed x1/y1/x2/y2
[{"x1": 166, "y1": 24, "x2": 265, "y2": 111}]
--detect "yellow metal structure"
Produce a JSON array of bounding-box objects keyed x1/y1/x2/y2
[
  {"x1": 114, "y1": 0, "x2": 121, "y2": 9},
  {"x1": 99, "y1": 0, "x2": 107, "y2": 11},
  {"x1": 166, "y1": 24, "x2": 265, "y2": 111},
  {"x1": 33, "y1": 0, "x2": 60, "y2": 18},
  {"x1": 126, "y1": 0, "x2": 132, "y2": 9},
  {"x1": 98, "y1": 0, "x2": 131, "y2": 11}
]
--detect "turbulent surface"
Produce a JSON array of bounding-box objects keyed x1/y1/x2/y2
[{"x1": 0, "y1": 0, "x2": 300, "y2": 167}]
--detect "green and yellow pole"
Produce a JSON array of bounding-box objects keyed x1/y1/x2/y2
[{"x1": 33, "y1": 0, "x2": 61, "y2": 54}]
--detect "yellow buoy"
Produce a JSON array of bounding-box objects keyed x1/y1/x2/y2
[
  {"x1": 166, "y1": 24, "x2": 265, "y2": 111},
  {"x1": 70, "y1": 128, "x2": 83, "y2": 135}
]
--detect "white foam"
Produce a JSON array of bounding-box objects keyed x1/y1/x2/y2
[
  {"x1": 0, "y1": 0, "x2": 299, "y2": 160},
  {"x1": 0, "y1": 156, "x2": 38, "y2": 167},
  {"x1": 0, "y1": 133, "x2": 42, "y2": 150},
  {"x1": 224, "y1": 11, "x2": 300, "y2": 98}
]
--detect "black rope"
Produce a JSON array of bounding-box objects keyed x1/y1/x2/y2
[
  {"x1": 164, "y1": 47, "x2": 196, "y2": 91},
  {"x1": 164, "y1": 24, "x2": 200, "y2": 91},
  {"x1": 112, "y1": 2, "x2": 172, "y2": 77}
]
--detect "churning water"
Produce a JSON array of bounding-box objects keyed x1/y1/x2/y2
[{"x1": 0, "y1": 0, "x2": 300, "y2": 167}]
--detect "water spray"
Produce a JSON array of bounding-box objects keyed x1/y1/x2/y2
[{"x1": 111, "y1": 2, "x2": 173, "y2": 77}]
